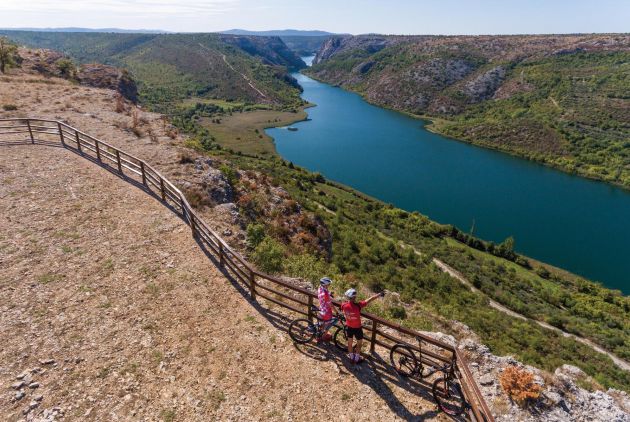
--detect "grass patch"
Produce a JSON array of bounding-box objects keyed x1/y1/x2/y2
[
  {"x1": 160, "y1": 409, "x2": 176, "y2": 422},
  {"x1": 200, "y1": 108, "x2": 308, "y2": 156},
  {"x1": 37, "y1": 273, "x2": 64, "y2": 284},
  {"x1": 208, "y1": 389, "x2": 226, "y2": 410}
]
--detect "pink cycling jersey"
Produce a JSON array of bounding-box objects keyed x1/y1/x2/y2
[{"x1": 318, "y1": 286, "x2": 333, "y2": 320}]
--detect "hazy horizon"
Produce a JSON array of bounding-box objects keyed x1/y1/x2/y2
[{"x1": 2, "y1": 0, "x2": 629, "y2": 36}]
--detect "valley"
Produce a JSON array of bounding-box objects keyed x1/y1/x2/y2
[
  {"x1": 306, "y1": 34, "x2": 630, "y2": 189},
  {"x1": 1, "y1": 25, "x2": 629, "y2": 421}
]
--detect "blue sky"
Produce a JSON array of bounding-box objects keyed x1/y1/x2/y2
[{"x1": 2, "y1": 0, "x2": 629, "y2": 34}]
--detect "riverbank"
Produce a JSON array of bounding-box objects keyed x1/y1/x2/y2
[
  {"x1": 201, "y1": 104, "x2": 312, "y2": 156},
  {"x1": 303, "y1": 70, "x2": 630, "y2": 191}
]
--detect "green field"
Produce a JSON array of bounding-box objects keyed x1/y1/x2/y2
[{"x1": 200, "y1": 107, "x2": 308, "y2": 156}]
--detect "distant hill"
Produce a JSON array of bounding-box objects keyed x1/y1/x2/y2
[
  {"x1": 0, "y1": 31, "x2": 306, "y2": 108},
  {"x1": 0, "y1": 27, "x2": 168, "y2": 34},
  {"x1": 220, "y1": 30, "x2": 343, "y2": 55},
  {"x1": 221, "y1": 29, "x2": 339, "y2": 37}
]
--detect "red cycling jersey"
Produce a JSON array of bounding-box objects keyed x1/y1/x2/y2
[{"x1": 341, "y1": 300, "x2": 367, "y2": 329}]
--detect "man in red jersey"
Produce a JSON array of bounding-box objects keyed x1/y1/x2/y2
[{"x1": 341, "y1": 288, "x2": 384, "y2": 363}]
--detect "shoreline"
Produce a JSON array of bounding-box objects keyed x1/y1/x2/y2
[{"x1": 302, "y1": 70, "x2": 630, "y2": 192}]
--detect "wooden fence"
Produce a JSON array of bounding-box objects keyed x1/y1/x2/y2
[{"x1": 0, "y1": 118, "x2": 494, "y2": 421}]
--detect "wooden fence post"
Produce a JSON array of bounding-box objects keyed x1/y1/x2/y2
[
  {"x1": 307, "y1": 295, "x2": 314, "y2": 323},
  {"x1": 115, "y1": 150, "x2": 122, "y2": 173},
  {"x1": 159, "y1": 178, "x2": 166, "y2": 201},
  {"x1": 190, "y1": 212, "x2": 197, "y2": 238},
  {"x1": 140, "y1": 161, "x2": 146, "y2": 185},
  {"x1": 249, "y1": 270, "x2": 256, "y2": 301},
  {"x1": 75, "y1": 130, "x2": 81, "y2": 152},
  {"x1": 180, "y1": 196, "x2": 187, "y2": 220},
  {"x1": 26, "y1": 120, "x2": 34, "y2": 143},
  {"x1": 219, "y1": 243, "x2": 225, "y2": 267},
  {"x1": 370, "y1": 320, "x2": 378, "y2": 354},
  {"x1": 57, "y1": 122, "x2": 65, "y2": 146},
  {"x1": 95, "y1": 140, "x2": 101, "y2": 161}
]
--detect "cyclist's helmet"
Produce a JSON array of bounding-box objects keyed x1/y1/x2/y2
[
  {"x1": 345, "y1": 288, "x2": 357, "y2": 299},
  {"x1": 320, "y1": 277, "x2": 332, "y2": 286}
]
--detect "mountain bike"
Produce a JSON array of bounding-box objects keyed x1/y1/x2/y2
[
  {"x1": 390, "y1": 338, "x2": 481, "y2": 419},
  {"x1": 288, "y1": 306, "x2": 347, "y2": 346}
]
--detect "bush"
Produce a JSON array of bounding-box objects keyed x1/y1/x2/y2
[
  {"x1": 246, "y1": 223, "x2": 266, "y2": 248},
  {"x1": 252, "y1": 237, "x2": 285, "y2": 273},
  {"x1": 284, "y1": 253, "x2": 336, "y2": 286},
  {"x1": 388, "y1": 305, "x2": 407, "y2": 320},
  {"x1": 55, "y1": 58, "x2": 76, "y2": 78},
  {"x1": 536, "y1": 266, "x2": 551, "y2": 279},
  {"x1": 219, "y1": 164, "x2": 239, "y2": 186},
  {"x1": 500, "y1": 366, "x2": 543, "y2": 406},
  {"x1": 2, "y1": 104, "x2": 17, "y2": 111}
]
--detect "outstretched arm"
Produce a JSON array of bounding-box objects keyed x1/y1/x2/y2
[{"x1": 364, "y1": 292, "x2": 385, "y2": 305}]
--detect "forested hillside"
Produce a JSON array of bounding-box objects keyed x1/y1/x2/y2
[
  {"x1": 307, "y1": 34, "x2": 630, "y2": 188},
  {"x1": 0, "y1": 30, "x2": 306, "y2": 109}
]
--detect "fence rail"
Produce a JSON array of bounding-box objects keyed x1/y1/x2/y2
[{"x1": 0, "y1": 118, "x2": 494, "y2": 421}]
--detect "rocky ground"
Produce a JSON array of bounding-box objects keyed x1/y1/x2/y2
[
  {"x1": 0, "y1": 136, "x2": 449, "y2": 421},
  {"x1": 0, "y1": 64, "x2": 448, "y2": 421}
]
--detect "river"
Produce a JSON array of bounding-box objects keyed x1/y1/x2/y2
[{"x1": 266, "y1": 56, "x2": 630, "y2": 294}]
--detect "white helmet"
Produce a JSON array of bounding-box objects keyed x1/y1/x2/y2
[
  {"x1": 345, "y1": 288, "x2": 357, "y2": 299},
  {"x1": 320, "y1": 277, "x2": 332, "y2": 286}
]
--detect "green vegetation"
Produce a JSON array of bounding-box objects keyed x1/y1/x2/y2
[
  {"x1": 0, "y1": 31, "x2": 305, "y2": 110},
  {"x1": 0, "y1": 36, "x2": 19, "y2": 73},
  {"x1": 198, "y1": 142, "x2": 630, "y2": 391},
  {"x1": 436, "y1": 52, "x2": 630, "y2": 188}
]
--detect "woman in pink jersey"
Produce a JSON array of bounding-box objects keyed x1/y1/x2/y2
[
  {"x1": 341, "y1": 288, "x2": 384, "y2": 363},
  {"x1": 317, "y1": 277, "x2": 334, "y2": 341}
]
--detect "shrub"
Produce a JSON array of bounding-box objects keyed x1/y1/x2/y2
[
  {"x1": 284, "y1": 253, "x2": 335, "y2": 286},
  {"x1": 2, "y1": 104, "x2": 17, "y2": 111},
  {"x1": 246, "y1": 223, "x2": 266, "y2": 248},
  {"x1": 536, "y1": 266, "x2": 551, "y2": 279},
  {"x1": 182, "y1": 186, "x2": 212, "y2": 209},
  {"x1": 252, "y1": 237, "x2": 285, "y2": 273},
  {"x1": 55, "y1": 58, "x2": 76, "y2": 78},
  {"x1": 219, "y1": 164, "x2": 239, "y2": 186},
  {"x1": 178, "y1": 152, "x2": 195, "y2": 164},
  {"x1": 388, "y1": 305, "x2": 407, "y2": 320},
  {"x1": 500, "y1": 366, "x2": 543, "y2": 406}
]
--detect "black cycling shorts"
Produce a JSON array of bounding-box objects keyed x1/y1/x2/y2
[{"x1": 346, "y1": 327, "x2": 364, "y2": 340}]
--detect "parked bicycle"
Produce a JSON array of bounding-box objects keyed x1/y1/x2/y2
[
  {"x1": 289, "y1": 306, "x2": 348, "y2": 347},
  {"x1": 390, "y1": 337, "x2": 487, "y2": 420}
]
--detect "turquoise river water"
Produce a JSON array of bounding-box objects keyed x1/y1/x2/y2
[{"x1": 267, "y1": 57, "x2": 630, "y2": 294}]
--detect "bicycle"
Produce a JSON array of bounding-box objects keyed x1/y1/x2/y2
[
  {"x1": 288, "y1": 306, "x2": 348, "y2": 347},
  {"x1": 390, "y1": 338, "x2": 473, "y2": 418}
]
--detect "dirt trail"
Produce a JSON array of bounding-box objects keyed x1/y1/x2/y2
[
  {"x1": 432, "y1": 259, "x2": 630, "y2": 373},
  {"x1": 0, "y1": 73, "x2": 445, "y2": 421},
  {"x1": 375, "y1": 226, "x2": 630, "y2": 374}
]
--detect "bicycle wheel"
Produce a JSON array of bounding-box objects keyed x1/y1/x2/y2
[
  {"x1": 289, "y1": 319, "x2": 316, "y2": 344},
  {"x1": 390, "y1": 344, "x2": 419, "y2": 377},
  {"x1": 333, "y1": 326, "x2": 348, "y2": 351},
  {"x1": 432, "y1": 377, "x2": 466, "y2": 416}
]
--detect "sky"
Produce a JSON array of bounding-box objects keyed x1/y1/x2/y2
[{"x1": 1, "y1": 0, "x2": 629, "y2": 35}]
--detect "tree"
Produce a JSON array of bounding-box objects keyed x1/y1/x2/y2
[{"x1": 0, "y1": 37, "x2": 19, "y2": 74}]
